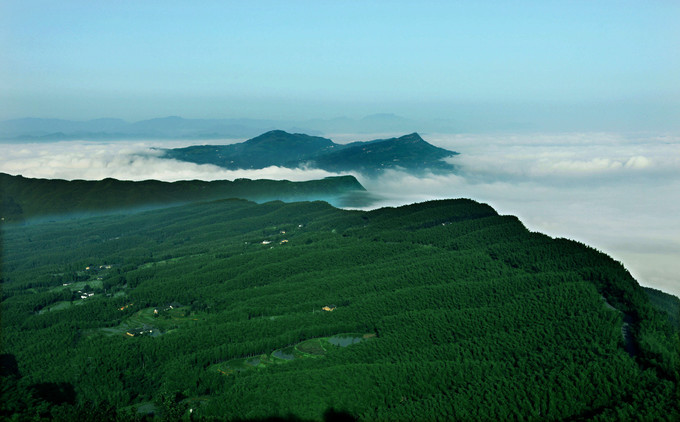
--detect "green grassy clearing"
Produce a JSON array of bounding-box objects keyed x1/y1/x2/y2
[
  {"x1": 213, "y1": 355, "x2": 270, "y2": 375},
  {"x1": 49, "y1": 279, "x2": 103, "y2": 293},
  {"x1": 210, "y1": 333, "x2": 372, "y2": 375},
  {"x1": 296, "y1": 338, "x2": 326, "y2": 356},
  {"x1": 138, "y1": 255, "x2": 193, "y2": 270},
  {"x1": 38, "y1": 300, "x2": 85, "y2": 314},
  {"x1": 95, "y1": 306, "x2": 203, "y2": 337}
]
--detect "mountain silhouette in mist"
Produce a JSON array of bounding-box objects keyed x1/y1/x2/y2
[
  {"x1": 163, "y1": 130, "x2": 458, "y2": 175},
  {"x1": 0, "y1": 114, "x2": 423, "y2": 140}
]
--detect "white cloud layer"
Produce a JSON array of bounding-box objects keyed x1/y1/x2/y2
[
  {"x1": 0, "y1": 140, "x2": 340, "y2": 182},
  {"x1": 1, "y1": 132, "x2": 679, "y2": 297},
  {"x1": 354, "y1": 132, "x2": 680, "y2": 297}
]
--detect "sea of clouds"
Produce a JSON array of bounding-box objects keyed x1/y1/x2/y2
[
  {"x1": 0, "y1": 139, "x2": 339, "y2": 182},
  {"x1": 1, "y1": 132, "x2": 678, "y2": 297},
  {"x1": 361, "y1": 132, "x2": 680, "y2": 298}
]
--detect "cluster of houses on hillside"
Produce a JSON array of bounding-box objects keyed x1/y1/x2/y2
[
  {"x1": 126, "y1": 327, "x2": 155, "y2": 337},
  {"x1": 256, "y1": 228, "x2": 300, "y2": 247},
  {"x1": 85, "y1": 264, "x2": 112, "y2": 271},
  {"x1": 261, "y1": 238, "x2": 290, "y2": 246},
  {"x1": 79, "y1": 291, "x2": 95, "y2": 300},
  {"x1": 152, "y1": 302, "x2": 184, "y2": 315}
]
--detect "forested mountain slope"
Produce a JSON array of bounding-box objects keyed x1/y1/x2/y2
[
  {"x1": 163, "y1": 130, "x2": 458, "y2": 174},
  {"x1": 644, "y1": 287, "x2": 680, "y2": 331},
  {"x1": 163, "y1": 131, "x2": 336, "y2": 170},
  {"x1": 1, "y1": 198, "x2": 678, "y2": 420},
  {"x1": 0, "y1": 172, "x2": 369, "y2": 222}
]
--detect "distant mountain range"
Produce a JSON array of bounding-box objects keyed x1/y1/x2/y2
[
  {"x1": 162, "y1": 130, "x2": 459, "y2": 175},
  {"x1": 0, "y1": 173, "x2": 371, "y2": 223},
  {"x1": 0, "y1": 114, "x2": 439, "y2": 141}
]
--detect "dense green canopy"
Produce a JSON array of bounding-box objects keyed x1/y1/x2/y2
[{"x1": 1, "y1": 198, "x2": 678, "y2": 420}]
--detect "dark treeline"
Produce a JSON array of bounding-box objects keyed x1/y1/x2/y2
[
  {"x1": 1, "y1": 198, "x2": 678, "y2": 420},
  {"x1": 0, "y1": 172, "x2": 367, "y2": 223}
]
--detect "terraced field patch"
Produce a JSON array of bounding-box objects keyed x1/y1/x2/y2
[
  {"x1": 211, "y1": 333, "x2": 373, "y2": 375},
  {"x1": 215, "y1": 356, "x2": 270, "y2": 375},
  {"x1": 272, "y1": 346, "x2": 296, "y2": 360},
  {"x1": 327, "y1": 334, "x2": 363, "y2": 347},
  {"x1": 296, "y1": 338, "x2": 326, "y2": 356}
]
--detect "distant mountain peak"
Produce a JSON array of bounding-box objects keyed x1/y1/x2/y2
[
  {"x1": 244, "y1": 130, "x2": 334, "y2": 147},
  {"x1": 397, "y1": 132, "x2": 423, "y2": 141},
  {"x1": 164, "y1": 130, "x2": 458, "y2": 175},
  {"x1": 262, "y1": 129, "x2": 288, "y2": 136},
  {"x1": 0, "y1": 115, "x2": 432, "y2": 140}
]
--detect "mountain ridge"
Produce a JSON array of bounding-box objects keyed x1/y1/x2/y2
[
  {"x1": 0, "y1": 172, "x2": 371, "y2": 223},
  {"x1": 0, "y1": 114, "x2": 422, "y2": 140},
  {"x1": 163, "y1": 130, "x2": 458, "y2": 175}
]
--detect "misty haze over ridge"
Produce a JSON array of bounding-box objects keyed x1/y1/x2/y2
[
  {"x1": 3, "y1": 106, "x2": 680, "y2": 142},
  {"x1": 1, "y1": 127, "x2": 679, "y2": 299},
  {"x1": 0, "y1": 114, "x2": 432, "y2": 140}
]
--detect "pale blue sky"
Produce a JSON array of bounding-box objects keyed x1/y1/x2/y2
[{"x1": 1, "y1": 1, "x2": 678, "y2": 129}]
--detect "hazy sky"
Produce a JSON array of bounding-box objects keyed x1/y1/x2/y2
[
  {"x1": 1, "y1": 1, "x2": 679, "y2": 128},
  {"x1": 1, "y1": 2, "x2": 679, "y2": 296}
]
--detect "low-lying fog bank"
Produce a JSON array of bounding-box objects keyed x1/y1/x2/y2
[{"x1": 1, "y1": 132, "x2": 678, "y2": 297}]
